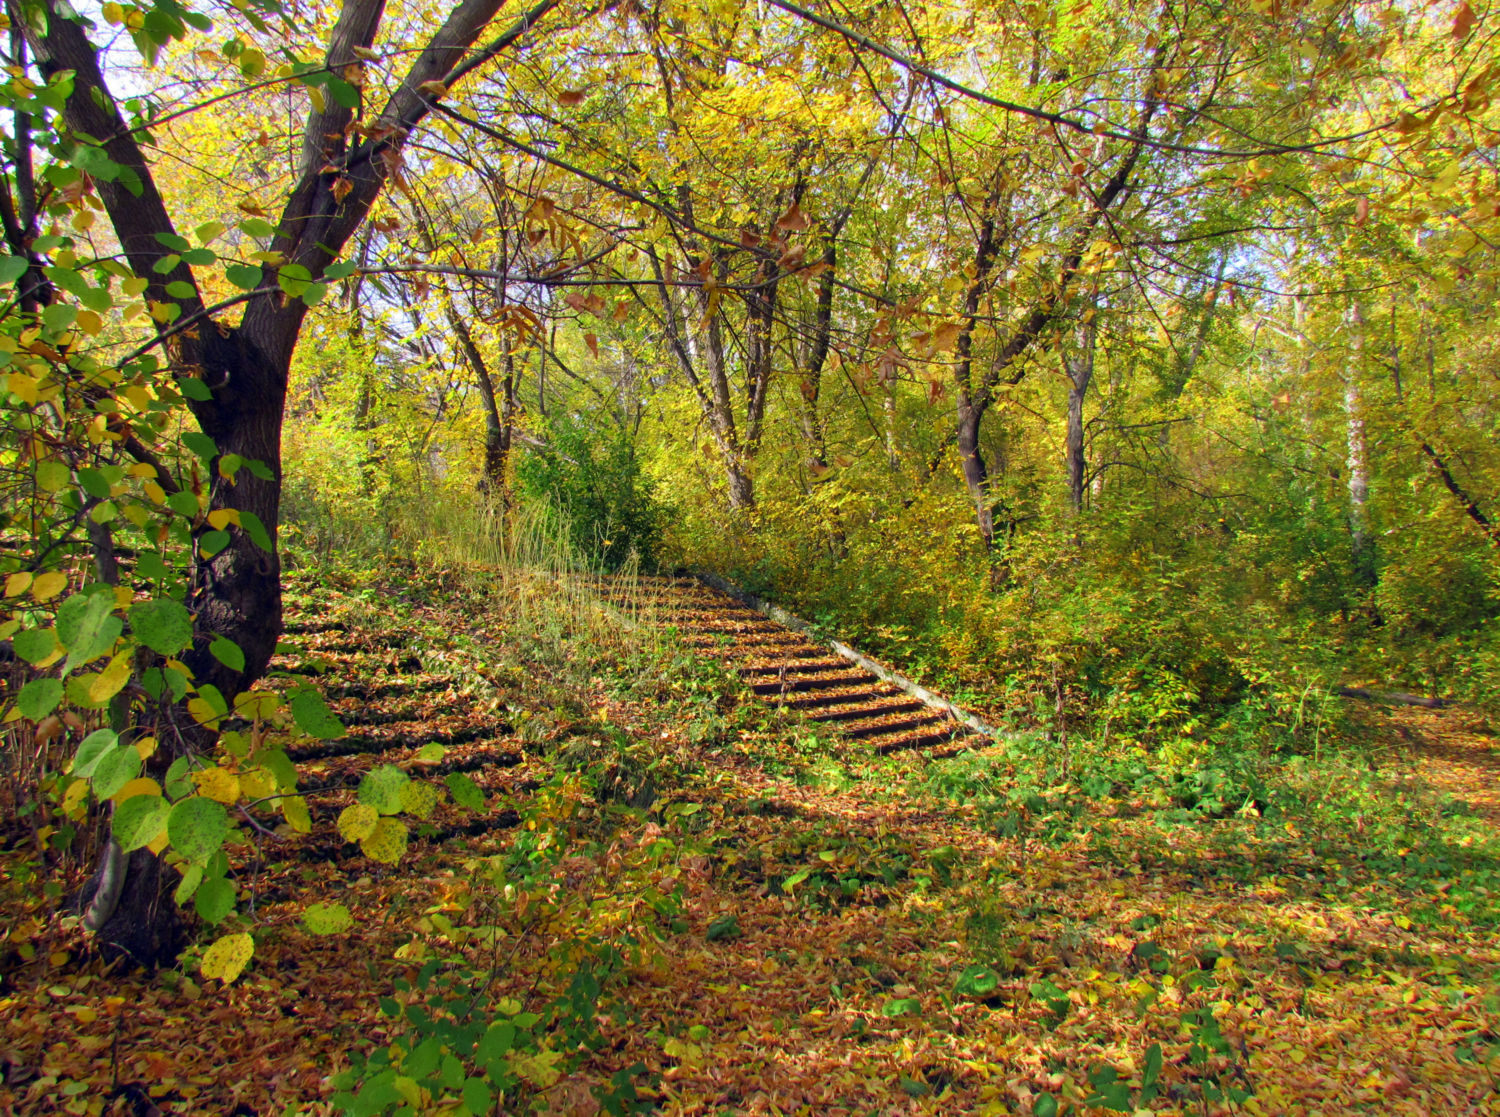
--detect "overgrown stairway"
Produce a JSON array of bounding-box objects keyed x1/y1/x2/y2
[
  {"x1": 267, "y1": 574, "x2": 538, "y2": 867},
  {"x1": 597, "y1": 575, "x2": 979, "y2": 754}
]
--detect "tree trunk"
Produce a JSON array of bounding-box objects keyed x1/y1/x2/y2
[
  {"x1": 80, "y1": 846, "x2": 184, "y2": 970},
  {"x1": 1065, "y1": 319, "x2": 1096, "y2": 514},
  {"x1": 1344, "y1": 300, "x2": 1373, "y2": 583},
  {"x1": 28, "y1": 0, "x2": 560, "y2": 965},
  {"x1": 955, "y1": 398, "x2": 994, "y2": 549},
  {"x1": 447, "y1": 304, "x2": 513, "y2": 504}
]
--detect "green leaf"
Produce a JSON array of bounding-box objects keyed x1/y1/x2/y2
[
  {"x1": 224, "y1": 263, "x2": 263, "y2": 290},
  {"x1": 18, "y1": 678, "x2": 63, "y2": 720},
  {"x1": 181, "y1": 247, "x2": 216, "y2": 266},
  {"x1": 167, "y1": 796, "x2": 230, "y2": 864},
  {"x1": 114, "y1": 794, "x2": 170, "y2": 852},
  {"x1": 77, "y1": 467, "x2": 111, "y2": 499},
  {"x1": 1034, "y1": 1092, "x2": 1058, "y2": 1117},
  {"x1": 130, "y1": 599, "x2": 193, "y2": 656},
  {"x1": 302, "y1": 281, "x2": 328, "y2": 306},
  {"x1": 954, "y1": 965, "x2": 1000, "y2": 998},
  {"x1": 79, "y1": 286, "x2": 113, "y2": 312},
  {"x1": 182, "y1": 431, "x2": 217, "y2": 459},
  {"x1": 461, "y1": 1077, "x2": 492, "y2": 1115},
  {"x1": 61, "y1": 594, "x2": 121, "y2": 673},
  {"x1": 165, "y1": 280, "x2": 195, "y2": 298},
  {"x1": 239, "y1": 217, "x2": 276, "y2": 239},
  {"x1": 290, "y1": 687, "x2": 345, "y2": 738},
  {"x1": 197, "y1": 684, "x2": 229, "y2": 717},
  {"x1": 0, "y1": 256, "x2": 28, "y2": 284},
  {"x1": 13, "y1": 628, "x2": 58, "y2": 665},
  {"x1": 358, "y1": 764, "x2": 408, "y2": 815},
  {"x1": 178, "y1": 377, "x2": 214, "y2": 401},
  {"x1": 174, "y1": 863, "x2": 204, "y2": 905},
  {"x1": 1143, "y1": 1042, "x2": 1163, "y2": 1088},
  {"x1": 881, "y1": 997, "x2": 920, "y2": 1017},
  {"x1": 209, "y1": 636, "x2": 245, "y2": 672},
  {"x1": 194, "y1": 876, "x2": 236, "y2": 924},
  {"x1": 35, "y1": 460, "x2": 71, "y2": 491},
  {"x1": 276, "y1": 263, "x2": 311, "y2": 297},
  {"x1": 302, "y1": 902, "x2": 353, "y2": 935},
  {"x1": 327, "y1": 75, "x2": 359, "y2": 109},
  {"x1": 200, "y1": 530, "x2": 231, "y2": 557},
  {"x1": 259, "y1": 747, "x2": 298, "y2": 791},
  {"x1": 154, "y1": 232, "x2": 191, "y2": 252},
  {"x1": 41, "y1": 303, "x2": 76, "y2": 331},
  {"x1": 92, "y1": 745, "x2": 141, "y2": 799},
  {"x1": 478, "y1": 1022, "x2": 515, "y2": 1062},
  {"x1": 445, "y1": 771, "x2": 485, "y2": 810},
  {"x1": 167, "y1": 490, "x2": 200, "y2": 518},
  {"x1": 71, "y1": 729, "x2": 119, "y2": 778},
  {"x1": 239, "y1": 510, "x2": 274, "y2": 551},
  {"x1": 164, "y1": 756, "x2": 195, "y2": 800},
  {"x1": 705, "y1": 914, "x2": 740, "y2": 941}
]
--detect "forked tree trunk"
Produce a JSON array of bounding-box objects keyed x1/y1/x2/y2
[{"x1": 28, "y1": 0, "x2": 559, "y2": 966}]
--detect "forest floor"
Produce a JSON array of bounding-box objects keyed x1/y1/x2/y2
[{"x1": 1, "y1": 561, "x2": 1498, "y2": 1116}]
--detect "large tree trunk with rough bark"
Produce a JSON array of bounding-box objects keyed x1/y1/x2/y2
[{"x1": 27, "y1": 0, "x2": 558, "y2": 967}]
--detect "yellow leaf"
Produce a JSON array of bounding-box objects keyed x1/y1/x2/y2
[
  {"x1": 398, "y1": 780, "x2": 440, "y2": 819},
  {"x1": 62, "y1": 778, "x2": 90, "y2": 814},
  {"x1": 147, "y1": 829, "x2": 170, "y2": 854},
  {"x1": 113, "y1": 778, "x2": 161, "y2": 802},
  {"x1": 393, "y1": 1077, "x2": 423, "y2": 1108},
  {"x1": 122, "y1": 276, "x2": 149, "y2": 297},
  {"x1": 102, "y1": 1, "x2": 124, "y2": 23},
  {"x1": 417, "y1": 80, "x2": 447, "y2": 98},
  {"x1": 360, "y1": 816, "x2": 408, "y2": 864},
  {"x1": 281, "y1": 795, "x2": 311, "y2": 833},
  {"x1": 207, "y1": 508, "x2": 241, "y2": 530},
  {"x1": 199, "y1": 932, "x2": 254, "y2": 983},
  {"x1": 187, "y1": 698, "x2": 221, "y2": 727},
  {"x1": 6, "y1": 372, "x2": 38, "y2": 405},
  {"x1": 134, "y1": 736, "x2": 158, "y2": 760},
  {"x1": 5, "y1": 572, "x2": 32, "y2": 597},
  {"x1": 239, "y1": 767, "x2": 277, "y2": 801},
  {"x1": 351, "y1": 46, "x2": 380, "y2": 61},
  {"x1": 76, "y1": 310, "x2": 103, "y2": 336},
  {"x1": 143, "y1": 481, "x2": 166, "y2": 504},
  {"x1": 30, "y1": 571, "x2": 68, "y2": 601},
  {"x1": 193, "y1": 766, "x2": 241, "y2": 803},
  {"x1": 338, "y1": 803, "x2": 379, "y2": 842},
  {"x1": 89, "y1": 652, "x2": 132, "y2": 703}
]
